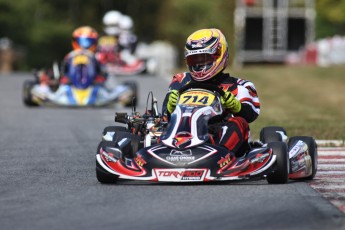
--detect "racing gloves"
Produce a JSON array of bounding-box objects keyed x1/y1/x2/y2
[
  {"x1": 221, "y1": 91, "x2": 241, "y2": 114},
  {"x1": 167, "y1": 90, "x2": 179, "y2": 114}
]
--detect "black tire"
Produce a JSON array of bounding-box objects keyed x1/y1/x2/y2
[
  {"x1": 260, "y1": 126, "x2": 287, "y2": 143},
  {"x1": 123, "y1": 81, "x2": 138, "y2": 107},
  {"x1": 96, "y1": 141, "x2": 119, "y2": 184},
  {"x1": 22, "y1": 80, "x2": 39, "y2": 106},
  {"x1": 288, "y1": 136, "x2": 318, "y2": 180},
  {"x1": 266, "y1": 141, "x2": 289, "y2": 184}
]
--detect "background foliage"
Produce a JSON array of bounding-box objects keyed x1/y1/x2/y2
[{"x1": 0, "y1": 0, "x2": 345, "y2": 69}]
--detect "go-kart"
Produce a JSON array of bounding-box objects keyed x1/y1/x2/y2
[
  {"x1": 96, "y1": 36, "x2": 146, "y2": 76},
  {"x1": 22, "y1": 50, "x2": 138, "y2": 107},
  {"x1": 96, "y1": 83, "x2": 317, "y2": 183}
]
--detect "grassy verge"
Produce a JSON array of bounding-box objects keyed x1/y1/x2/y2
[{"x1": 230, "y1": 65, "x2": 345, "y2": 141}]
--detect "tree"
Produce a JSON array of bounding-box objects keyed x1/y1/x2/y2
[{"x1": 316, "y1": 0, "x2": 345, "y2": 38}]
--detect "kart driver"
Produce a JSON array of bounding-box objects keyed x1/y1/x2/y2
[
  {"x1": 97, "y1": 11, "x2": 142, "y2": 69},
  {"x1": 60, "y1": 26, "x2": 106, "y2": 85},
  {"x1": 162, "y1": 28, "x2": 260, "y2": 157},
  {"x1": 96, "y1": 11, "x2": 123, "y2": 65}
]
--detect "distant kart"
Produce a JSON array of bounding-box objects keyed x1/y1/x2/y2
[
  {"x1": 22, "y1": 50, "x2": 138, "y2": 107},
  {"x1": 96, "y1": 83, "x2": 317, "y2": 184}
]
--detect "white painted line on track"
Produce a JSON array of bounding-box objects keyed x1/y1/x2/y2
[
  {"x1": 318, "y1": 165, "x2": 345, "y2": 170},
  {"x1": 311, "y1": 185, "x2": 345, "y2": 189},
  {"x1": 318, "y1": 159, "x2": 345, "y2": 163},
  {"x1": 318, "y1": 152, "x2": 345, "y2": 156},
  {"x1": 316, "y1": 171, "x2": 345, "y2": 175},
  {"x1": 318, "y1": 147, "x2": 345, "y2": 152}
]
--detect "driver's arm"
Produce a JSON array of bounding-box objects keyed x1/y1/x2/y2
[
  {"x1": 161, "y1": 73, "x2": 190, "y2": 117},
  {"x1": 233, "y1": 82, "x2": 260, "y2": 123}
]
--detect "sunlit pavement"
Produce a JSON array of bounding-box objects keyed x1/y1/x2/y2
[{"x1": 310, "y1": 147, "x2": 345, "y2": 213}]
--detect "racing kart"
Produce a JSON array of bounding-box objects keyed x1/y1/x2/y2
[
  {"x1": 22, "y1": 50, "x2": 138, "y2": 107},
  {"x1": 96, "y1": 83, "x2": 317, "y2": 183}
]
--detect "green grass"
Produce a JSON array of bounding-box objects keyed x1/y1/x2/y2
[{"x1": 229, "y1": 65, "x2": 345, "y2": 141}]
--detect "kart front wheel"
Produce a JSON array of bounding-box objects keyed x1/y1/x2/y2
[
  {"x1": 96, "y1": 159, "x2": 119, "y2": 184},
  {"x1": 123, "y1": 81, "x2": 138, "y2": 107},
  {"x1": 288, "y1": 136, "x2": 318, "y2": 180},
  {"x1": 266, "y1": 141, "x2": 289, "y2": 184},
  {"x1": 22, "y1": 80, "x2": 39, "y2": 106},
  {"x1": 96, "y1": 141, "x2": 119, "y2": 184}
]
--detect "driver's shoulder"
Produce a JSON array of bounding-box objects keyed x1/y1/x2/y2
[
  {"x1": 170, "y1": 72, "x2": 192, "y2": 84},
  {"x1": 224, "y1": 73, "x2": 255, "y2": 87}
]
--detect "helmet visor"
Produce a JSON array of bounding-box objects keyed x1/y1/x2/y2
[
  {"x1": 186, "y1": 53, "x2": 215, "y2": 69},
  {"x1": 76, "y1": 37, "x2": 97, "y2": 49}
]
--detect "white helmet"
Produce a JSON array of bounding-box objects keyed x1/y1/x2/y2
[
  {"x1": 103, "y1": 10, "x2": 122, "y2": 35},
  {"x1": 119, "y1": 15, "x2": 133, "y2": 31}
]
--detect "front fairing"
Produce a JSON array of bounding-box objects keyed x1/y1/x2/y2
[
  {"x1": 161, "y1": 89, "x2": 223, "y2": 149},
  {"x1": 30, "y1": 84, "x2": 131, "y2": 106}
]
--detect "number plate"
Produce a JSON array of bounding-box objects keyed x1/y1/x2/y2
[{"x1": 178, "y1": 90, "x2": 215, "y2": 106}]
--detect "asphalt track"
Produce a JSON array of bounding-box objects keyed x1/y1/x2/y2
[{"x1": 1, "y1": 73, "x2": 345, "y2": 230}]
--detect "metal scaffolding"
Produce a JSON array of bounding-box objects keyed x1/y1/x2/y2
[{"x1": 234, "y1": 0, "x2": 315, "y2": 66}]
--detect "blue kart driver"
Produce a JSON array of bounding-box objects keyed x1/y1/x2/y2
[
  {"x1": 60, "y1": 26, "x2": 106, "y2": 86},
  {"x1": 162, "y1": 28, "x2": 260, "y2": 157}
]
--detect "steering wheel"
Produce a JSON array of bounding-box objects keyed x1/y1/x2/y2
[{"x1": 178, "y1": 82, "x2": 225, "y2": 97}]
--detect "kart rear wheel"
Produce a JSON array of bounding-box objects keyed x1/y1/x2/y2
[
  {"x1": 266, "y1": 142, "x2": 289, "y2": 184},
  {"x1": 288, "y1": 136, "x2": 318, "y2": 180},
  {"x1": 22, "y1": 80, "x2": 39, "y2": 106},
  {"x1": 96, "y1": 141, "x2": 119, "y2": 184},
  {"x1": 260, "y1": 126, "x2": 287, "y2": 143},
  {"x1": 123, "y1": 81, "x2": 138, "y2": 107}
]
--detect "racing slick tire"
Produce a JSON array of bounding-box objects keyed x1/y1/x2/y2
[
  {"x1": 288, "y1": 136, "x2": 318, "y2": 180},
  {"x1": 22, "y1": 80, "x2": 39, "y2": 106},
  {"x1": 266, "y1": 141, "x2": 289, "y2": 184},
  {"x1": 96, "y1": 141, "x2": 119, "y2": 184},
  {"x1": 123, "y1": 81, "x2": 138, "y2": 107},
  {"x1": 260, "y1": 126, "x2": 287, "y2": 143}
]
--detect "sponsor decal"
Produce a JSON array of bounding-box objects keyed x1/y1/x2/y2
[
  {"x1": 155, "y1": 169, "x2": 206, "y2": 181},
  {"x1": 251, "y1": 153, "x2": 270, "y2": 163},
  {"x1": 289, "y1": 140, "x2": 304, "y2": 158},
  {"x1": 166, "y1": 149, "x2": 195, "y2": 162},
  {"x1": 218, "y1": 153, "x2": 232, "y2": 168},
  {"x1": 135, "y1": 154, "x2": 147, "y2": 167},
  {"x1": 125, "y1": 158, "x2": 138, "y2": 170},
  {"x1": 101, "y1": 148, "x2": 117, "y2": 162},
  {"x1": 173, "y1": 132, "x2": 193, "y2": 149}
]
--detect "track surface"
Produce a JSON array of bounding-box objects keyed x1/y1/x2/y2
[
  {"x1": 1, "y1": 73, "x2": 345, "y2": 230},
  {"x1": 310, "y1": 148, "x2": 345, "y2": 213}
]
